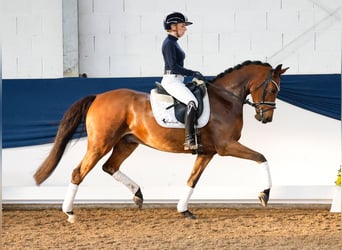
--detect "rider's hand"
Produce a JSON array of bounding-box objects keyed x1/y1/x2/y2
[{"x1": 193, "y1": 71, "x2": 206, "y2": 82}]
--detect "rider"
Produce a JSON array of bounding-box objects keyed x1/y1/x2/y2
[{"x1": 161, "y1": 12, "x2": 206, "y2": 151}]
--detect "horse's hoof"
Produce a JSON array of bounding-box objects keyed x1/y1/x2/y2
[
  {"x1": 133, "y1": 188, "x2": 144, "y2": 208},
  {"x1": 133, "y1": 196, "x2": 143, "y2": 208},
  {"x1": 65, "y1": 211, "x2": 76, "y2": 223},
  {"x1": 181, "y1": 210, "x2": 196, "y2": 219},
  {"x1": 258, "y1": 189, "x2": 270, "y2": 207}
]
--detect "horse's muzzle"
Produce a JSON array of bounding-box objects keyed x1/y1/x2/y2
[{"x1": 255, "y1": 113, "x2": 273, "y2": 123}]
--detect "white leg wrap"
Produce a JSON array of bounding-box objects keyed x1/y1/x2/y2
[
  {"x1": 177, "y1": 186, "x2": 194, "y2": 213},
  {"x1": 62, "y1": 182, "x2": 78, "y2": 213},
  {"x1": 112, "y1": 170, "x2": 139, "y2": 194},
  {"x1": 260, "y1": 161, "x2": 272, "y2": 190}
]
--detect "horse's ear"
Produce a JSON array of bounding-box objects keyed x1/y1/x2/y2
[
  {"x1": 280, "y1": 67, "x2": 289, "y2": 75},
  {"x1": 275, "y1": 64, "x2": 282, "y2": 71},
  {"x1": 275, "y1": 64, "x2": 289, "y2": 75}
]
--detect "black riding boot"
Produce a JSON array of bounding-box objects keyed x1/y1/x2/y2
[{"x1": 184, "y1": 101, "x2": 198, "y2": 150}]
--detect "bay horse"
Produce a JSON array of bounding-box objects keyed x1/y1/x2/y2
[{"x1": 34, "y1": 60, "x2": 288, "y2": 222}]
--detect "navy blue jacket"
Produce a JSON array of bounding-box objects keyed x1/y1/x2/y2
[{"x1": 162, "y1": 34, "x2": 195, "y2": 76}]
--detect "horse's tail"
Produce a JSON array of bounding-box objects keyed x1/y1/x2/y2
[{"x1": 34, "y1": 95, "x2": 96, "y2": 185}]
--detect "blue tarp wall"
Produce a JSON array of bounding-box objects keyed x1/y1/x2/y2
[{"x1": 3, "y1": 74, "x2": 341, "y2": 148}]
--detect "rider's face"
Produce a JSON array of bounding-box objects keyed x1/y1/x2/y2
[{"x1": 171, "y1": 23, "x2": 187, "y2": 38}]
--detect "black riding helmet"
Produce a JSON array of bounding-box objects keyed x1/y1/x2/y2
[{"x1": 163, "y1": 12, "x2": 193, "y2": 30}]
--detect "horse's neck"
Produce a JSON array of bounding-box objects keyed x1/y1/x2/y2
[{"x1": 213, "y1": 74, "x2": 249, "y2": 101}]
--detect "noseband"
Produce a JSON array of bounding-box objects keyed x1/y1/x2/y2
[{"x1": 244, "y1": 69, "x2": 279, "y2": 117}]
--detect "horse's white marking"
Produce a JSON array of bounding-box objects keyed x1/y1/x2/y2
[
  {"x1": 112, "y1": 170, "x2": 139, "y2": 194},
  {"x1": 177, "y1": 186, "x2": 194, "y2": 212},
  {"x1": 260, "y1": 161, "x2": 272, "y2": 190}
]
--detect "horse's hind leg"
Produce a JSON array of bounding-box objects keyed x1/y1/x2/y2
[
  {"x1": 63, "y1": 147, "x2": 111, "y2": 223},
  {"x1": 102, "y1": 137, "x2": 143, "y2": 208}
]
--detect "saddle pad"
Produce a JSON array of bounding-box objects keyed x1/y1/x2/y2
[{"x1": 150, "y1": 89, "x2": 210, "y2": 128}]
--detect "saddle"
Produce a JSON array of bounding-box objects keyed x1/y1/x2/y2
[
  {"x1": 155, "y1": 79, "x2": 206, "y2": 123},
  {"x1": 150, "y1": 79, "x2": 210, "y2": 129}
]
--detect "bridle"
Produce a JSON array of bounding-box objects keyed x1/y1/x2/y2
[
  {"x1": 243, "y1": 69, "x2": 280, "y2": 117},
  {"x1": 206, "y1": 68, "x2": 280, "y2": 122}
]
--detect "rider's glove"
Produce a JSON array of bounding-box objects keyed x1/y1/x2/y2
[{"x1": 193, "y1": 71, "x2": 206, "y2": 82}]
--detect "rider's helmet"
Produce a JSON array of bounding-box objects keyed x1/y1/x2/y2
[{"x1": 163, "y1": 12, "x2": 193, "y2": 30}]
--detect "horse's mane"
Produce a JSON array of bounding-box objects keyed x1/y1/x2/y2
[{"x1": 210, "y1": 60, "x2": 272, "y2": 82}]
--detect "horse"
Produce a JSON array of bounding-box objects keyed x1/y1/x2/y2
[{"x1": 34, "y1": 60, "x2": 289, "y2": 222}]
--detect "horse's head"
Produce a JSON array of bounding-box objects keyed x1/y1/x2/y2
[{"x1": 247, "y1": 64, "x2": 289, "y2": 123}]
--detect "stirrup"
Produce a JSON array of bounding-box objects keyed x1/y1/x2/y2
[
  {"x1": 184, "y1": 139, "x2": 198, "y2": 150},
  {"x1": 184, "y1": 143, "x2": 198, "y2": 150}
]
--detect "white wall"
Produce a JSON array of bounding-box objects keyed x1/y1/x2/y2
[
  {"x1": 78, "y1": 0, "x2": 341, "y2": 77},
  {"x1": 3, "y1": 101, "x2": 340, "y2": 204},
  {"x1": 62, "y1": 0, "x2": 79, "y2": 76},
  {"x1": 2, "y1": 0, "x2": 341, "y2": 78},
  {"x1": 2, "y1": 0, "x2": 63, "y2": 79}
]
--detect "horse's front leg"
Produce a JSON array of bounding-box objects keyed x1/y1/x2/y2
[
  {"x1": 217, "y1": 141, "x2": 272, "y2": 207},
  {"x1": 257, "y1": 161, "x2": 272, "y2": 206},
  {"x1": 178, "y1": 154, "x2": 214, "y2": 219}
]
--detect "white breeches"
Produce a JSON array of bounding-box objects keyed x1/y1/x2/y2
[{"x1": 161, "y1": 74, "x2": 198, "y2": 107}]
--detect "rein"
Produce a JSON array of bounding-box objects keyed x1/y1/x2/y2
[{"x1": 206, "y1": 81, "x2": 245, "y2": 104}]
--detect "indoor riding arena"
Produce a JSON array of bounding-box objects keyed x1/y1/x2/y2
[{"x1": 2, "y1": 0, "x2": 341, "y2": 249}]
